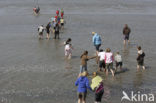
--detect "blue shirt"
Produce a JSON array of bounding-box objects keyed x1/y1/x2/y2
[{"x1": 92, "y1": 33, "x2": 102, "y2": 45}]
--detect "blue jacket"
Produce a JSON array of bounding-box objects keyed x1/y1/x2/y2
[
  {"x1": 75, "y1": 76, "x2": 92, "y2": 93},
  {"x1": 92, "y1": 33, "x2": 102, "y2": 45}
]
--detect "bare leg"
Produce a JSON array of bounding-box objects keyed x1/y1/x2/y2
[
  {"x1": 82, "y1": 100, "x2": 86, "y2": 103},
  {"x1": 78, "y1": 99, "x2": 81, "y2": 103},
  {"x1": 124, "y1": 40, "x2": 126, "y2": 45},
  {"x1": 110, "y1": 69, "x2": 115, "y2": 77},
  {"x1": 142, "y1": 66, "x2": 145, "y2": 70},
  {"x1": 106, "y1": 69, "x2": 108, "y2": 76},
  {"x1": 137, "y1": 65, "x2": 140, "y2": 70},
  {"x1": 128, "y1": 40, "x2": 130, "y2": 44}
]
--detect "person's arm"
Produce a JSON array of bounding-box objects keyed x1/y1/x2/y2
[
  {"x1": 75, "y1": 78, "x2": 79, "y2": 86},
  {"x1": 87, "y1": 56, "x2": 97, "y2": 60},
  {"x1": 86, "y1": 78, "x2": 92, "y2": 91},
  {"x1": 92, "y1": 36, "x2": 95, "y2": 45}
]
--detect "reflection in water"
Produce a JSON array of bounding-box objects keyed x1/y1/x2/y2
[
  {"x1": 122, "y1": 45, "x2": 130, "y2": 57},
  {"x1": 133, "y1": 71, "x2": 144, "y2": 88}
]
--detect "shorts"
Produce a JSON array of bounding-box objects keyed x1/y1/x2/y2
[
  {"x1": 95, "y1": 44, "x2": 101, "y2": 51},
  {"x1": 39, "y1": 32, "x2": 43, "y2": 36},
  {"x1": 47, "y1": 30, "x2": 50, "y2": 34},
  {"x1": 65, "y1": 49, "x2": 72, "y2": 56},
  {"x1": 61, "y1": 23, "x2": 64, "y2": 26},
  {"x1": 80, "y1": 65, "x2": 87, "y2": 73},
  {"x1": 116, "y1": 62, "x2": 122, "y2": 67},
  {"x1": 124, "y1": 35, "x2": 129, "y2": 40},
  {"x1": 95, "y1": 89, "x2": 104, "y2": 102},
  {"x1": 99, "y1": 61, "x2": 105, "y2": 68},
  {"x1": 78, "y1": 92, "x2": 87, "y2": 100},
  {"x1": 106, "y1": 63, "x2": 113, "y2": 70},
  {"x1": 137, "y1": 60, "x2": 144, "y2": 66}
]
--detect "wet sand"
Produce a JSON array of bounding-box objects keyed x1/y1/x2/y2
[{"x1": 0, "y1": 0, "x2": 156, "y2": 103}]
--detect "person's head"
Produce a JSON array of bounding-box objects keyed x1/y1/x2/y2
[
  {"x1": 84, "y1": 51, "x2": 88, "y2": 55},
  {"x1": 81, "y1": 51, "x2": 88, "y2": 58},
  {"x1": 67, "y1": 38, "x2": 71, "y2": 42},
  {"x1": 92, "y1": 72, "x2": 97, "y2": 78},
  {"x1": 116, "y1": 52, "x2": 120, "y2": 55},
  {"x1": 137, "y1": 46, "x2": 142, "y2": 50},
  {"x1": 82, "y1": 71, "x2": 88, "y2": 77},
  {"x1": 106, "y1": 48, "x2": 111, "y2": 52},
  {"x1": 92, "y1": 32, "x2": 95, "y2": 35},
  {"x1": 99, "y1": 49, "x2": 103, "y2": 52},
  {"x1": 125, "y1": 24, "x2": 128, "y2": 28}
]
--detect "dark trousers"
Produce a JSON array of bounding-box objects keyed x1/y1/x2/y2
[{"x1": 54, "y1": 31, "x2": 59, "y2": 39}]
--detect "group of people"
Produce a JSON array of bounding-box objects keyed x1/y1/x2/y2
[
  {"x1": 34, "y1": 8, "x2": 146, "y2": 102},
  {"x1": 74, "y1": 24, "x2": 146, "y2": 103},
  {"x1": 37, "y1": 9, "x2": 65, "y2": 40}
]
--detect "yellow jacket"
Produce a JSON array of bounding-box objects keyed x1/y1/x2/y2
[{"x1": 91, "y1": 76, "x2": 103, "y2": 90}]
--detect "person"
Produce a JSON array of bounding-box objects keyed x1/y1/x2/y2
[
  {"x1": 33, "y1": 6, "x2": 40, "y2": 14},
  {"x1": 75, "y1": 72, "x2": 92, "y2": 103},
  {"x1": 46, "y1": 22, "x2": 51, "y2": 39},
  {"x1": 61, "y1": 8, "x2": 64, "y2": 18},
  {"x1": 57, "y1": 16, "x2": 61, "y2": 24},
  {"x1": 60, "y1": 17, "x2": 65, "y2": 30},
  {"x1": 97, "y1": 49, "x2": 106, "y2": 72},
  {"x1": 80, "y1": 51, "x2": 96, "y2": 73},
  {"x1": 105, "y1": 48, "x2": 115, "y2": 77},
  {"x1": 52, "y1": 20, "x2": 57, "y2": 34},
  {"x1": 56, "y1": 9, "x2": 59, "y2": 16},
  {"x1": 64, "y1": 38, "x2": 72, "y2": 45},
  {"x1": 92, "y1": 32, "x2": 102, "y2": 55},
  {"x1": 91, "y1": 72, "x2": 104, "y2": 103},
  {"x1": 38, "y1": 25, "x2": 44, "y2": 39},
  {"x1": 115, "y1": 52, "x2": 123, "y2": 71},
  {"x1": 64, "y1": 43, "x2": 73, "y2": 59},
  {"x1": 54, "y1": 23, "x2": 60, "y2": 39},
  {"x1": 136, "y1": 46, "x2": 145, "y2": 70},
  {"x1": 123, "y1": 24, "x2": 131, "y2": 45}
]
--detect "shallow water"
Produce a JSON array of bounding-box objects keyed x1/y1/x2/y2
[{"x1": 0, "y1": 0, "x2": 156, "y2": 103}]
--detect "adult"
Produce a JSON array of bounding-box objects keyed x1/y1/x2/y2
[
  {"x1": 61, "y1": 8, "x2": 64, "y2": 18},
  {"x1": 123, "y1": 24, "x2": 131, "y2": 45},
  {"x1": 105, "y1": 48, "x2": 115, "y2": 77},
  {"x1": 38, "y1": 25, "x2": 44, "y2": 39},
  {"x1": 56, "y1": 9, "x2": 59, "y2": 16},
  {"x1": 91, "y1": 72, "x2": 104, "y2": 103},
  {"x1": 80, "y1": 51, "x2": 96, "y2": 73},
  {"x1": 136, "y1": 46, "x2": 145, "y2": 70},
  {"x1": 97, "y1": 49, "x2": 106, "y2": 72},
  {"x1": 54, "y1": 23, "x2": 60, "y2": 39},
  {"x1": 33, "y1": 6, "x2": 40, "y2": 14},
  {"x1": 60, "y1": 17, "x2": 65, "y2": 30},
  {"x1": 75, "y1": 72, "x2": 92, "y2": 103},
  {"x1": 46, "y1": 22, "x2": 51, "y2": 39},
  {"x1": 92, "y1": 32, "x2": 102, "y2": 54}
]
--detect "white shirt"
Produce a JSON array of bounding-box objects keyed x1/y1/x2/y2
[
  {"x1": 38, "y1": 26, "x2": 44, "y2": 33},
  {"x1": 65, "y1": 44, "x2": 70, "y2": 51},
  {"x1": 105, "y1": 52, "x2": 114, "y2": 63},
  {"x1": 115, "y1": 54, "x2": 122, "y2": 62},
  {"x1": 98, "y1": 52, "x2": 105, "y2": 61}
]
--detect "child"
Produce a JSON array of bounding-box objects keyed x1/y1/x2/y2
[
  {"x1": 115, "y1": 52, "x2": 123, "y2": 71},
  {"x1": 137, "y1": 46, "x2": 145, "y2": 70},
  {"x1": 64, "y1": 38, "x2": 73, "y2": 59}
]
